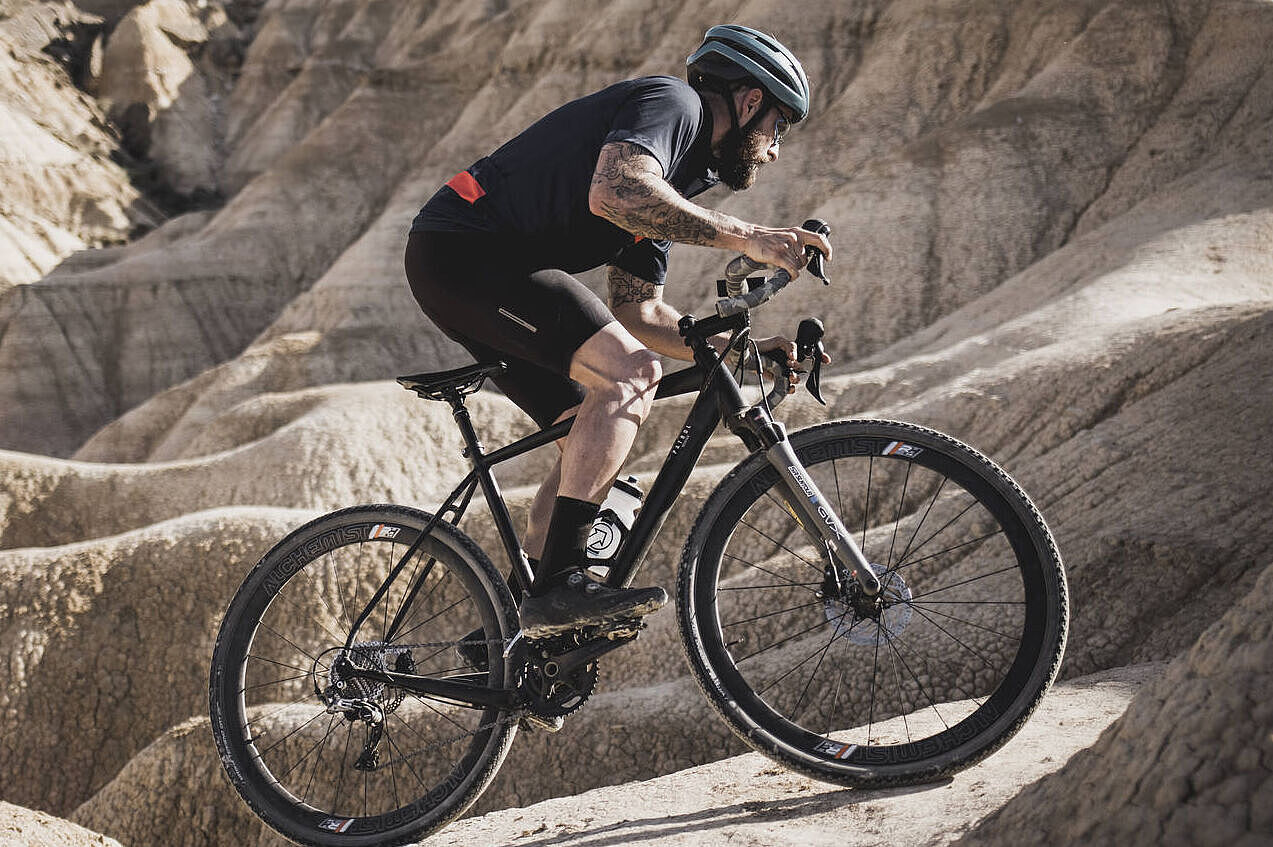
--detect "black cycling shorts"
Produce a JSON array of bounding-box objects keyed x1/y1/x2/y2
[{"x1": 405, "y1": 229, "x2": 614, "y2": 428}]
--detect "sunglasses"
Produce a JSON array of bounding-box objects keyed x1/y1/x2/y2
[{"x1": 771, "y1": 109, "x2": 792, "y2": 147}]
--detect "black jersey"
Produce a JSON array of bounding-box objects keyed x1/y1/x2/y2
[{"x1": 411, "y1": 76, "x2": 719, "y2": 285}]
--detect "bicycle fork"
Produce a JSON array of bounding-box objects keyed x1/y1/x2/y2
[{"x1": 731, "y1": 406, "x2": 882, "y2": 596}]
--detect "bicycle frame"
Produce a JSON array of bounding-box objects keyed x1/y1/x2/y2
[{"x1": 343, "y1": 309, "x2": 881, "y2": 671}]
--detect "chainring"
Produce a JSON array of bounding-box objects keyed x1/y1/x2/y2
[{"x1": 521, "y1": 630, "x2": 605, "y2": 719}]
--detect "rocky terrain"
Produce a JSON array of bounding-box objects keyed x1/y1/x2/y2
[{"x1": 1, "y1": 0, "x2": 1271, "y2": 844}]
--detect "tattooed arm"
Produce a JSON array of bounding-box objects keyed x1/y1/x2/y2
[{"x1": 588, "y1": 141, "x2": 831, "y2": 277}]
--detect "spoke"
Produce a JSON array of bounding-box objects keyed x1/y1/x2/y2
[
  {"x1": 739, "y1": 514, "x2": 824, "y2": 574},
  {"x1": 392, "y1": 594, "x2": 468, "y2": 645},
  {"x1": 258, "y1": 707, "x2": 330, "y2": 761},
  {"x1": 329, "y1": 549, "x2": 354, "y2": 632},
  {"x1": 299, "y1": 713, "x2": 341, "y2": 804},
  {"x1": 385, "y1": 721, "x2": 401, "y2": 814},
  {"x1": 896, "y1": 477, "x2": 947, "y2": 567},
  {"x1": 333, "y1": 720, "x2": 354, "y2": 815},
  {"x1": 244, "y1": 672, "x2": 309, "y2": 694},
  {"x1": 884, "y1": 629, "x2": 948, "y2": 733},
  {"x1": 388, "y1": 555, "x2": 440, "y2": 642},
  {"x1": 756, "y1": 611, "x2": 863, "y2": 697},
  {"x1": 406, "y1": 692, "x2": 473, "y2": 735},
  {"x1": 248, "y1": 694, "x2": 322, "y2": 731},
  {"x1": 382, "y1": 726, "x2": 431, "y2": 796},
  {"x1": 245, "y1": 653, "x2": 312, "y2": 678},
  {"x1": 908, "y1": 564, "x2": 1021, "y2": 602},
  {"x1": 266, "y1": 591, "x2": 347, "y2": 654},
  {"x1": 867, "y1": 620, "x2": 882, "y2": 743},
  {"x1": 893, "y1": 528, "x2": 1003, "y2": 575},
  {"x1": 296, "y1": 556, "x2": 350, "y2": 645},
  {"x1": 256, "y1": 620, "x2": 321, "y2": 664},
  {"x1": 735, "y1": 614, "x2": 840, "y2": 665},
  {"x1": 886, "y1": 461, "x2": 914, "y2": 570},
  {"x1": 722, "y1": 598, "x2": 823, "y2": 629},
  {"x1": 905, "y1": 600, "x2": 1022, "y2": 641},
  {"x1": 905, "y1": 602, "x2": 1002, "y2": 679},
  {"x1": 893, "y1": 499, "x2": 980, "y2": 571},
  {"x1": 790, "y1": 609, "x2": 848, "y2": 721},
  {"x1": 722, "y1": 553, "x2": 822, "y2": 594},
  {"x1": 885, "y1": 637, "x2": 912, "y2": 743}
]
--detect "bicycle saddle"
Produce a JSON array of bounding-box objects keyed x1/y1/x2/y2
[{"x1": 397, "y1": 362, "x2": 507, "y2": 400}]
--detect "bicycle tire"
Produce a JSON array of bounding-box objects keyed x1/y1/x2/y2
[
  {"x1": 678, "y1": 419, "x2": 1067, "y2": 787},
  {"x1": 209, "y1": 504, "x2": 520, "y2": 847}
]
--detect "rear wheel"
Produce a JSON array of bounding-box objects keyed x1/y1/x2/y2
[
  {"x1": 678, "y1": 420, "x2": 1067, "y2": 786},
  {"x1": 210, "y1": 505, "x2": 519, "y2": 847}
]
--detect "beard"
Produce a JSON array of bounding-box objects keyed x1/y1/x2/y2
[{"x1": 713, "y1": 122, "x2": 771, "y2": 190}]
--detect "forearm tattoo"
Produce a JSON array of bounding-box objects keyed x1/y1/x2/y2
[
  {"x1": 591, "y1": 142, "x2": 732, "y2": 246},
  {"x1": 608, "y1": 266, "x2": 659, "y2": 309}
]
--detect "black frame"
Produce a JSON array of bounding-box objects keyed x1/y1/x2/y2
[{"x1": 336, "y1": 312, "x2": 764, "y2": 703}]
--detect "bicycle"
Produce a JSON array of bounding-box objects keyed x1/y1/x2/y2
[{"x1": 209, "y1": 220, "x2": 1068, "y2": 846}]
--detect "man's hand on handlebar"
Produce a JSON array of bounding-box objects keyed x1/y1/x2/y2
[
  {"x1": 753, "y1": 335, "x2": 832, "y2": 395},
  {"x1": 743, "y1": 226, "x2": 833, "y2": 278}
]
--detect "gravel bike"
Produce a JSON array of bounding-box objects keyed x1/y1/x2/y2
[{"x1": 209, "y1": 221, "x2": 1068, "y2": 846}]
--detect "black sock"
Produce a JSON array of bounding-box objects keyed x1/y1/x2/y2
[{"x1": 533, "y1": 496, "x2": 600, "y2": 594}]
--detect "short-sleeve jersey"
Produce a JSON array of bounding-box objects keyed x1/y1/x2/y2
[{"x1": 411, "y1": 76, "x2": 719, "y2": 285}]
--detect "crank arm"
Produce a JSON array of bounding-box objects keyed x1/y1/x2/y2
[
  {"x1": 765, "y1": 439, "x2": 882, "y2": 596},
  {"x1": 535, "y1": 629, "x2": 641, "y2": 679}
]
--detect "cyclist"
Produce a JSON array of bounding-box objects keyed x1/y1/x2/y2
[{"x1": 405, "y1": 25, "x2": 831, "y2": 638}]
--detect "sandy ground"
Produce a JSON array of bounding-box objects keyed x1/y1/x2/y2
[{"x1": 423, "y1": 664, "x2": 1163, "y2": 847}]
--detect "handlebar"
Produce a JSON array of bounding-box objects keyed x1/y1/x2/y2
[
  {"x1": 714, "y1": 218, "x2": 831, "y2": 317},
  {"x1": 708, "y1": 218, "x2": 833, "y2": 409}
]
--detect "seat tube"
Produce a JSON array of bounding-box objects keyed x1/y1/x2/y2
[{"x1": 449, "y1": 398, "x2": 536, "y2": 594}]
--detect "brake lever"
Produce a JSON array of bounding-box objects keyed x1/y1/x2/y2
[
  {"x1": 802, "y1": 218, "x2": 831, "y2": 285},
  {"x1": 796, "y1": 318, "x2": 826, "y2": 405}
]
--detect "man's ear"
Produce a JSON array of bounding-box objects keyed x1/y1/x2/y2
[{"x1": 736, "y1": 86, "x2": 765, "y2": 123}]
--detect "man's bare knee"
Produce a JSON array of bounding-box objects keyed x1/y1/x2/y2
[{"x1": 585, "y1": 349, "x2": 660, "y2": 421}]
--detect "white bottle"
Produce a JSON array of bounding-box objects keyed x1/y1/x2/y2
[{"x1": 586, "y1": 475, "x2": 643, "y2": 580}]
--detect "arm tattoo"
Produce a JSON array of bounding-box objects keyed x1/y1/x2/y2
[
  {"x1": 608, "y1": 266, "x2": 660, "y2": 309},
  {"x1": 591, "y1": 142, "x2": 735, "y2": 246}
]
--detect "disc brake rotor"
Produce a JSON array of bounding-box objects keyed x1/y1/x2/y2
[{"x1": 824, "y1": 569, "x2": 913, "y2": 646}]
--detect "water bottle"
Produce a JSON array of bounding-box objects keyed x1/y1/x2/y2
[{"x1": 586, "y1": 475, "x2": 643, "y2": 580}]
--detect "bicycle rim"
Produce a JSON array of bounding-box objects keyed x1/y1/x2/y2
[
  {"x1": 210, "y1": 506, "x2": 517, "y2": 846},
  {"x1": 680, "y1": 420, "x2": 1066, "y2": 785}
]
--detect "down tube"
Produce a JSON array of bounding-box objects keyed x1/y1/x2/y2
[{"x1": 608, "y1": 389, "x2": 722, "y2": 588}]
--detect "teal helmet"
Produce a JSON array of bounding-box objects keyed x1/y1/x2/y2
[{"x1": 686, "y1": 24, "x2": 811, "y2": 122}]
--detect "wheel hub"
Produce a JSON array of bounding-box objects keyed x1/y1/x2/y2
[{"x1": 823, "y1": 568, "x2": 913, "y2": 646}]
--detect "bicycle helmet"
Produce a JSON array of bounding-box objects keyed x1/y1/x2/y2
[{"x1": 686, "y1": 24, "x2": 810, "y2": 123}]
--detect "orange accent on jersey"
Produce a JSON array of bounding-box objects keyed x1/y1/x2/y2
[{"x1": 446, "y1": 171, "x2": 486, "y2": 204}]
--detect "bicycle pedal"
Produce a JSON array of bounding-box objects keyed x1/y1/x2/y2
[
  {"x1": 519, "y1": 713, "x2": 565, "y2": 733},
  {"x1": 590, "y1": 618, "x2": 644, "y2": 640}
]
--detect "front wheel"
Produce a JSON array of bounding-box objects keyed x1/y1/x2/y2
[
  {"x1": 678, "y1": 420, "x2": 1067, "y2": 787},
  {"x1": 209, "y1": 505, "x2": 520, "y2": 847}
]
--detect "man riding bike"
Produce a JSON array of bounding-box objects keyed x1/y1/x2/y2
[{"x1": 405, "y1": 24, "x2": 832, "y2": 638}]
